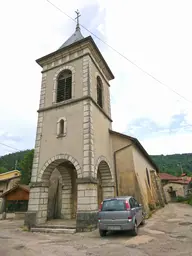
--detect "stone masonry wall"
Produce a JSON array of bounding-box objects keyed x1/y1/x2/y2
[
  {"x1": 31, "y1": 73, "x2": 46, "y2": 183},
  {"x1": 82, "y1": 55, "x2": 95, "y2": 179}
]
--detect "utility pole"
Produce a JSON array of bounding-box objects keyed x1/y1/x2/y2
[
  {"x1": 15, "y1": 160, "x2": 18, "y2": 170},
  {"x1": 177, "y1": 163, "x2": 183, "y2": 175}
]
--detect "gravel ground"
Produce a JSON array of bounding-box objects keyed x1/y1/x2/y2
[{"x1": 0, "y1": 203, "x2": 192, "y2": 256}]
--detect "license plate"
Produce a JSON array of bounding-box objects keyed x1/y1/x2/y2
[{"x1": 107, "y1": 226, "x2": 121, "y2": 230}]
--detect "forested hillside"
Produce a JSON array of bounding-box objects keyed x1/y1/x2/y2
[
  {"x1": 151, "y1": 153, "x2": 192, "y2": 176},
  {"x1": 0, "y1": 150, "x2": 31, "y2": 173},
  {"x1": 0, "y1": 149, "x2": 34, "y2": 185},
  {"x1": 0, "y1": 150, "x2": 192, "y2": 182}
]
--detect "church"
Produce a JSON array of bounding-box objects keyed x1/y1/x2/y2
[{"x1": 25, "y1": 11, "x2": 165, "y2": 232}]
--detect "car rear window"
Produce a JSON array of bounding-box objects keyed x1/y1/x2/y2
[{"x1": 101, "y1": 199, "x2": 126, "y2": 211}]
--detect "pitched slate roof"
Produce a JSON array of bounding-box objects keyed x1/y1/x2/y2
[{"x1": 59, "y1": 27, "x2": 84, "y2": 49}]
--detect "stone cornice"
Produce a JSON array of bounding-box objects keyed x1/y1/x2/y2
[
  {"x1": 30, "y1": 181, "x2": 49, "y2": 188},
  {"x1": 37, "y1": 37, "x2": 114, "y2": 82},
  {"x1": 37, "y1": 95, "x2": 113, "y2": 122},
  {"x1": 76, "y1": 177, "x2": 98, "y2": 184},
  {"x1": 41, "y1": 52, "x2": 111, "y2": 88}
]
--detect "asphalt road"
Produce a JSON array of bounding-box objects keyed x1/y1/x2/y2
[{"x1": 0, "y1": 203, "x2": 192, "y2": 256}]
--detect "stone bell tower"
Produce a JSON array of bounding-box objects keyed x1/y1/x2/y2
[{"x1": 25, "y1": 10, "x2": 115, "y2": 231}]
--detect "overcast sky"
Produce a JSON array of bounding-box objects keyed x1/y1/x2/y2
[{"x1": 0, "y1": 0, "x2": 192, "y2": 156}]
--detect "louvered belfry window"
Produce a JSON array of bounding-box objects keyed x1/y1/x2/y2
[
  {"x1": 56, "y1": 70, "x2": 72, "y2": 103},
  {"x1": 97, "y1": 76, "x2": 103, "y2": 108}
]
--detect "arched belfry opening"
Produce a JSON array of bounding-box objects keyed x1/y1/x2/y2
[
  {"x1": 96, "y1": 76, "x2": 103, "y2": 108},
  {"x1": 56, "y1": 69, "x2": 72, "y2": 103}
]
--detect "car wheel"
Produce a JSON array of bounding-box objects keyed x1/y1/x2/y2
[
  {"x1": 131, "y1": 222, "x2": 138, "y2": 236},
  {"x1": 99, "y1": 229, "x2": 107, "y2": 237}
]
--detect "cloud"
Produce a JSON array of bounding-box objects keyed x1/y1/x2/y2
[{"x1": 0, "y1": 0, "x2": 192, "y2": 157}]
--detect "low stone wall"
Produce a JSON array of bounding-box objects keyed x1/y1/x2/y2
[
  {"x1": 0, "y1": 213, "x2": 15, "y2": 220},
  {"x1": 15, "y1": 212, "x2": 26, "y2": 220}
]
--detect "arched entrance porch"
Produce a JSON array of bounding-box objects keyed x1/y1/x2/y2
[
  {"x1": 96, "y1": 156, "x2": 115, "y2": 207},
  {"x1": 29, "y1": 154, "x2": 82, "y2": 225}
]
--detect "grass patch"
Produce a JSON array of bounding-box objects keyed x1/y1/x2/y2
[{"x1": 20, "y1": 225, "x2": 29, "y2": 232}]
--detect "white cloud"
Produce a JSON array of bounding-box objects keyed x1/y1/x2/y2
[
  {"x1": 0, "y1": 0, "x2": 192, "y2": 156},
  {"x1": 142, "y1": 132, "x2": 192, "y2": 155}
]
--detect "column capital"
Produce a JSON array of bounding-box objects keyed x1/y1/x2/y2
[
  {"x1": 101, "y1": 182, "x2": 115, "y2": 188},
  {"x1": 76, "y1": 177, "x2": 98, "y2": 184},
  {"x1": 30, "y1": 181, "x2": 49, "y2": 188}
]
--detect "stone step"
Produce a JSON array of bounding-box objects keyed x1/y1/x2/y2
[
  {"x1": 31, "y1": 227, "x2": 76, "y2": 234},
  {"x1": 36, "y1": 224, "x2": 75, "y2": 229}
]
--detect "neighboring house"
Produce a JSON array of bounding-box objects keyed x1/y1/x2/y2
[
  {"x1": 0, "y1": 184, "x2": 29, "y2": 219},
  {"x1": 159, "y1": 173, "x2": 192, "y2": 202},
  {"x1": 0, "y1": 170, "x2": 21, "y2": 195},
  {"x1": 0, "y1": 170, "x2": 21, "y2": 213},
  {"x1": 26, "y1": 16, "x2": 165, "y2": 231}
]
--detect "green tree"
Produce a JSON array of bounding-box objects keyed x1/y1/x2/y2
[
  {"x1": 0, "y1": 167, "x2": 8, "y2": 174},
  {"x1": 19, "y1": 149, "x2": 34, "y2": 185}
]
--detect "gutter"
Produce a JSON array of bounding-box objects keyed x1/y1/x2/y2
[{"x1": 113, "y1": 143, "x2": 133, "y2": 196}]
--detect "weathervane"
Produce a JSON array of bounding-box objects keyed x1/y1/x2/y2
[{"x1": 75, "y1": 9, "x2": 81, "y2": 31}]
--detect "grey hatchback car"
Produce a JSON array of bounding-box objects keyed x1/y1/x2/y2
[{"x1": 98, "y1": 196, "x2": 145, "y2": 237}]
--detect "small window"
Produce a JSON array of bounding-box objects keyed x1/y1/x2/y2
[
  {"x1": 57, "y1": 118, "x2": 67, "y2": 137},
  {"x1": 59, "y1": 119, "x2": 64, "y2": 135},
  {"x1": 97, "y1": 76, "x2": 103, "y2": 108},
  {"x1": 56, "y1": 70, "x2": 72, "y2": 103},
  {"x1": 146, "y1": 168, "x2": 150, "y2": 187}
]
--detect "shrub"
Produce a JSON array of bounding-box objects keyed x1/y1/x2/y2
[
  {"x1": 148, "y1": 203, "x2": 155, "y2": 211},
  {"x1": 187, "y1": 196, "x2": 192, "y2": 206},
  {"x1": 176, "y1": 196, "x2": 186, "y2": 202}
]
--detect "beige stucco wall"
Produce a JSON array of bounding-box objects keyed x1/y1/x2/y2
[
  {"x1": 132, "y1": 145, "x2": 158, "y2": 209},
  {"x1": 110, "y1": 132, "x2": 160, "y2": 211},
  {"x1": 163, "y1": 182, "x2": 185, "y2": 202},
  {"x1": 91, "y1": 62, "x2": 111, "y2": 118},
  {"x1": 92, "y1": 106, "x2": 114, "y2": 178},
  {"x1": 38, "y1": 102, "x2": 84, "y2": 174},
  {"x1": 110, "y1": 133, "x2": 142, "y2": 203},
  {"x1": 110, "y1": 133, "x2": 132, "y2": 152}
]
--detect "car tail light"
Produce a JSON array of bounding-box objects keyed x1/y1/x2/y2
[
  {"x1": 125, "y1": 200, "x2": 130, "y2": 210},
  {"x1": 99, "y1": 202, "x2": 103, "y2": 212},
  {"x1": 128, "y1": 216, "x2": 132, "y2": 221}
]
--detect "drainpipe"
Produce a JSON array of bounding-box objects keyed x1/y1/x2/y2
[{"x1": 113, "y1": 143, "x2": 133, "y2": 196}]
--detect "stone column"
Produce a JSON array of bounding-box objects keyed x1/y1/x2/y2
[
  {"x1": 25, "y1": 182, "x2": 49, "y2": 228},
  {"x1": 0, "y1": 198, "x2": 5, "y2": 214},
  {"x1": 31, "y1": 73, "x2": 46, "y2": 183},
  {"x1": 76, "y1": 179, "x2": 98, "y2": 232},
  {"x1": 61, "y1": 184, "x2": 72, "y2": 219}
]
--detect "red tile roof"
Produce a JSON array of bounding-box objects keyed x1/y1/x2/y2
[
  {"x1": 171, "y1": 179, "x2": 191, "y2": 185},
  {"x1": 159, "y1": 173, "x2": 192, "y2": 184},
  {"x1": 159, "y1": 173, "x2": 179, "y2": 181}
]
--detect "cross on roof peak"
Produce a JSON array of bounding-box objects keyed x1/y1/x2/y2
[{"x1": 75, "y1": 9, "x2": 81, "y2": 31}]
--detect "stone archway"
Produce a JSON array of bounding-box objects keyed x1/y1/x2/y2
[
  {"x1": 95, "y1": 156, "x2": 115, "y2": 206},
  {"x1": 28, "y1": 154, "x2": 82, "y2": 225}
]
